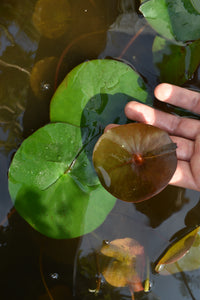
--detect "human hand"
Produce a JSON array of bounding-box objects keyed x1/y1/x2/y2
[{"x1": 123, "y1": 83, "x2": 200, "y2": 191}]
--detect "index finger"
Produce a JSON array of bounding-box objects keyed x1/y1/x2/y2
[
  {"x1": 154, "y1": 83, "x2": 200, "y2": 115},
  {"x1": 124, "y1": 101, "x2": 200, "y2": 140}
]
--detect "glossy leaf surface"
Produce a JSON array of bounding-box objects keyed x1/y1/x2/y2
[
  {"x1": 8, "y1": 123, "x2": 116, "y2": 239},
  {"x1": 50, "y1": 59, "x2": 151, "y2": 127},
  {"x1": 93, "y1": 123, "x2": 177, "y2": 203},
  {"x1": 140, "y1": 0, "x2": 200, "y2": 42},
  {"x1": 50, "y1": 59, "x2": 152, "y2": 165},
  {"x1": 153, "y1": 37, "x2": 200, "y2": 85},
  {"x1": 100, "y1": 238, "x2": 144, "y2": 291},
  {"x1": 155, "y1": 227, "x2": 200, "y2": 274}
]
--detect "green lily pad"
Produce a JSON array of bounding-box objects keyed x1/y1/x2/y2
[
  {"x1": 140, "y1": 0, "x2": 200, "y2": 42},
  {"x1": 50, "y1": 59, "x2": 151, "y2": 127},
  {"x1": 50, "y1": 59, "x2": 152, "y2": 168},
  {"x1": 191, "y1": 0, "x2": 200, "y2": 13},
  {"x1": 8, "y1": 59, "x2": 152, "y2": 239},
  {"x1": 8, "y1": 123, "x2": 116, "y2": 239},
  {"x1": 153, "y1": 37, "x2": 200, "y2": 85},
  {"x1": 50, "y1": 59, "x2": 152, "y2": 162},
  {"x1": 155, "y1": 226, "x2": 200, "y2": 274}
]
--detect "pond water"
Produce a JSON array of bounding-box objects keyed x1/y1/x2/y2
[{"x1": 0, "y1": 0, "x2": 200, "y2": 299}]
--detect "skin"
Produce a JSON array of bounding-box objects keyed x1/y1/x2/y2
[{"x1": 106, "y1": 83, "x2": 200, "y2": 191}]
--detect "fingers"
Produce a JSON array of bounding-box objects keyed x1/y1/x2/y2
[
  {"x1": 104, "y1": 124, "x2": 119, "y2": 132},
  {"x1": 154, "y1": 83, "x2": 200, "y2": 114},
  {"x1": 169, "y1": 160, "x2": 200, "y2": 191},
  {"x1": 191, "y1": 134, "x2": 200, "y2": 189},
  {"x1": 170, "y1": 135, "x2": 200, "y2": 190},
  {"x1": 171, "y1": 136, "x2": 194, "y2": 161},
  {"x1": 105, "y1": 124, "x2": 194, "y2": 161},
  {"x1": 104, "y1": 124, "x2": 200, "y2": 191},
  {"x1": 125, "y1": 101, "x2": 200, "y2": 140}
]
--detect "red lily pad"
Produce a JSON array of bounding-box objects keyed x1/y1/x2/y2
[{"x1": 92, "y1": 123, "x2": 177, "y2": 202}]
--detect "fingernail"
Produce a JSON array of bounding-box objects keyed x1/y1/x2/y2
[{"x1": 155, "y1": 83, "x2": 172, "y2": 101}]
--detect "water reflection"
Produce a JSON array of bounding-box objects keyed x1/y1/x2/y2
[
  {"x1": 0, "y1": 0, "x2": 39, "y2": 154},
  {"x1": 0, "y1": 0, "x2": 200, "y2": 299},
  {"x1": 134, "y1": 186, "x2": 188, "y2": 228},
  {"x1": 185, "y1": 198, "x2": 200, "y2": 227}
]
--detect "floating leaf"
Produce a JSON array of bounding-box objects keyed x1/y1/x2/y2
[
  {"x1": 50, "y1": 59, "x2": 153, "y2": 166},
  {"x1": 100, "y1": 238, "x2": 144, "y2": 291},
  {"x1": 8, "y1": 123, "x2": 116, "y2": 239},
  {"x1": 155, "y1": 226, "x2": 200, "y2": 274},
  {"x1": 32, "y1": 0, "x2": 71, "y2": 39},
  {"x1": 93, "y1": 123, "x2": 177, "y2": 203},
  {"x1": 8, "y1": 59, "x2": 153, "y2": 238},
  {"x1": 140, "y1": 0, "x2": 200, "y2": 42},
  {"x1": 50, "y1": 59, "x2": 152, "y2": 127},
  {"x1": 191, "y1": 0, "x2": 200, "y2": 13},
  {"x1": 153, "y1": 37, "x2": 200, "y2": 85}
]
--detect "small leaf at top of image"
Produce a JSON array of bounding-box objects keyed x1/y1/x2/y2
[{"x1": 140, "y1": 0, "x2": 200, "y2": 42}]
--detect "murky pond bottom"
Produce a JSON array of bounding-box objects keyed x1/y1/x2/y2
[{"x1": 0, "y1": 0, "x2": 200, "y2": 299}]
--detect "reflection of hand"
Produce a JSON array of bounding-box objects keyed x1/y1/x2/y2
[{"x1": 124, "y1": 83, "x2": 200, "y2": 191}]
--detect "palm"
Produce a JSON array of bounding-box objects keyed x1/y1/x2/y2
[{"x1": 124, "y1": 83, "x2": 200, "y2": 191}]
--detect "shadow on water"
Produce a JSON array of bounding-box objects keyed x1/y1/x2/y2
[
  {"x1": 80, "y1": 91, "x2": 153, "y2": 166},
  {"x1": 134, "y1": 186, "x2": 189, "y2": 228},
  {"x1": 1, "y1": 0, "x2": 200, "y2": 299}
]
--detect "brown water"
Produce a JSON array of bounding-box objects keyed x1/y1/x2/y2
[{"x1": 0, "y1": 0, "x2": 200, "y2": 299}]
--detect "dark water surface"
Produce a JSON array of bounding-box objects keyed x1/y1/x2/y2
[{"x1": 0, "y1": 0, "x2": 200, "y2": 299}]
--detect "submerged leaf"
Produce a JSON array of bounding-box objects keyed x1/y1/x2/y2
[
  {"x1": 100, "y1": 238, "x2": 144, "y2": 291},
  {"x1": 93, "y1": 123, "x2": 177, "y2": 203},
  {"x1": 155, "y1": 226, "x2": 200, "y2": 274},
  {"x1": 153, "y1": 37, "x2": 200, "y2": 85},
  {"x1": 101, "y1": 237, "x2": 144, "y2": 262},
  {"x1": 30, "y1": 57, "x2": 58, "y2": 99},
  {"x1": 102, "y1": 260, "x2": 143, "y2": 291},
  {"x1": 8, "y1": 123, "x2": 116, "y2": 239},
  {"x1": 32, "y1": 0, "x2": 71, "y2": 39}
]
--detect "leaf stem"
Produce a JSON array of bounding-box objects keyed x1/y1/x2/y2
[
  {"x1": 0, "y1": 59, "x2": 30, "y2": 76},
  {"x1": 39, "y1": 251, "x2": 54, "y2": 300},
  {"x1": 129, "y1": 287, "x2": 135, "y2": 300},
  {"x1": 88, "y1": 251, "x2": 101, "y2": 295},
  {"x1": 118, "y1": 25, "x2": 146, "y2": 59},
  {"x1": 54, "y1": 30, "x2": 105, "y2": 90},
  {"x1": 175, "y1": 262, "x2": 196, "y2": 300},
  {"x1": 0, "y1": 207, "x2": 16, "y2": 226},
  {"x1": 0, "y1": 24, "x2": 15, "y2": 46},
  {"x1": 144, "y1": 256, "x2": 150, "y2": 292}
]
